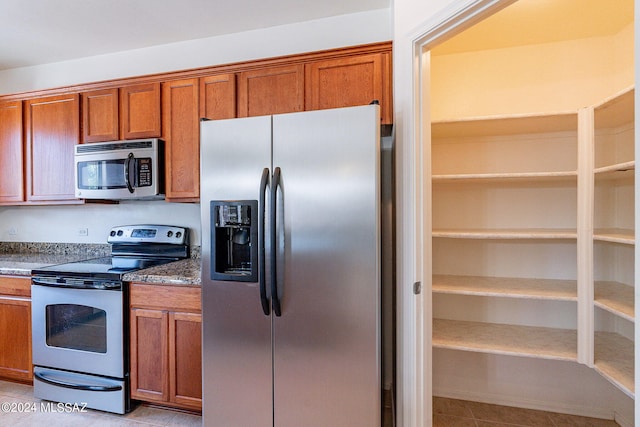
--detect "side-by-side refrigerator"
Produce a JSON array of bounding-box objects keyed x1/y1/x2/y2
[{"x1": 200, "y1": 105, "x2": 381, "y2": 427}]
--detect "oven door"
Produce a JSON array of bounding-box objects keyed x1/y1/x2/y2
[{"x1": 32, "y1": 283, "x2": 124, "y2": 378}]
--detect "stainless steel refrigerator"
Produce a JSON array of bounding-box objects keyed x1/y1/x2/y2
[{"x1": 200, "y1": 105, "x2": 381, "y2": 427}]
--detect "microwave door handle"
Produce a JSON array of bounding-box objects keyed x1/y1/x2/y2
[{"x1": 124, "y1": 153, "x2": 135, "y2": 193}]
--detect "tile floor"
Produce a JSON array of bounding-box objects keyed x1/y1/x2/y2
[
  {"x1": 434, "y1": 397, "x2": 621, "y2": 427},
  {"x1": 0, "y1": 379, "x2": 623, "y2": 426},
  {"x1": 0, "y1": 380, "x2": 201, "y2": 426}
]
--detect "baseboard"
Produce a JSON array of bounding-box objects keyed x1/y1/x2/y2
[
  {"x1": 614, "y1": 411, "x2": 634, "y2": 427},
  {"x1": 433, "y1": 388, "x2": 616, "y2": 422}
]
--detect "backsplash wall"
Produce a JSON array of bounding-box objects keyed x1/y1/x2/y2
[{"x1": 0, "y1": 202, "x2": 201, "y2": 246}]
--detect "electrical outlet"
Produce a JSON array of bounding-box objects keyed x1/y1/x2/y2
[
  {"x1": 8, "y1": 227, "x2": 17, "y2": 236},
  {"x1": 77, "y1": 228, "x2": 89, "y2": 237}
]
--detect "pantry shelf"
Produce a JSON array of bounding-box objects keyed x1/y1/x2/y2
[
  {"x1": 432, "y1": 171, "x2": 577, "y2": 183},
  {"x1": 432, "y1": 228, "x2": 577, "y2": 240},
  {"x1": 593, "y1": 229, "x2": 635, "y2": 245},
  {"x1": 432, "y1": 275, "x2": 577, "y2": 301},
  {"x1": 594, "y1": 281, "x2": 634, "y2": 322},
  {"x1": 432, "y1": 318, "x2": 577, "y2": 362},
  {"x1": 594, "y1": 331, "x2": 634, "y2": 398}
]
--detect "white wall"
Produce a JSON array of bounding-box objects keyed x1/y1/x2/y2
[
  {"x1": 0, "y1": 8, "x2": 392, "y2": 246},
  {"x1": 0, "y1": 8, "x2": 391, "y2": 95}
]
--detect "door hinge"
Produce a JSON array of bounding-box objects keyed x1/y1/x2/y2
[{"x1": 413, "y1": 281, "x2": 421, "y2": 295}]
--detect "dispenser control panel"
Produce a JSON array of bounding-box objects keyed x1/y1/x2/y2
[{"x1": 210, "y1": 200, "x2": 258, "y2": 282}]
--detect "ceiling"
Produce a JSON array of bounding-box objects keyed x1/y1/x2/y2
[
  {"x1": 433, "y1": 0, "x2": 634, "y2": 55},
  {"x1": 0, "y1": 0, "x2": 389, "y2": 71}
]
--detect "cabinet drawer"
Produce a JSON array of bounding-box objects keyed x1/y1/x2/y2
[
  {"x1": 0, "y1": 276, "x2": 31, "y2": 297},
  {"x1": 130, "y1": 283, "x2": 200, "y2": 312}
]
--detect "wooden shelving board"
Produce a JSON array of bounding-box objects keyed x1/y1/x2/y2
[
  {"x1": 432, "y1": 228, "x2": 577, "y2": 240},
  {"x1": 432, "y1": 171, "x2": 578, "y2": 183},
  {"x1": 594, "y1": 160, "x2": 635, "y2": 178},
  {"x1": 594, "y1": 281, "x2": 634, "y2": 322},
  {"x1": 594, "y1": 331, "x2": 634, "y2": 398},
  {"x1": 432, "y1": 319, "x2": 577, "y2": 361},
  {"x1": 593, "y1": 229, "x2": 635, "y2": 245},
  {"x1": 594, "y1": 86, "x2": 635, "y2": 129},
  {"x1": 432, "y1": 112, "x2": 578, "y2": 138},
  {"x1": 433, "y1": 275, "x2": 577, "y2": 301}
]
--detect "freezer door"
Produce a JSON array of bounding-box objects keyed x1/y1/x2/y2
[
  {"x1": 272, "y1": 105, "x2": 381, "y2": 427},
  {"x1": 200, "y1": 116, "x2": 273, "y2": 427}
]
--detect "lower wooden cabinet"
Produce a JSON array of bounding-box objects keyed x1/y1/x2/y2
[
  {"x1": 0, "y1": 276, "x2": 32, "y2": 382},
  {"x1": 130, "y1": 283, "x2": 202, "y2": 411}
]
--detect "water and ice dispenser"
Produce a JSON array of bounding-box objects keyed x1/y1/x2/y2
[{"x1": 210, "y1": 201, "x2": 258, "y2": 282}]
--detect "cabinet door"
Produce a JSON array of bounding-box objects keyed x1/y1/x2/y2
[
  {"x1": 238, "y1": 65, "x2": 304, "y2": 117},
  {"x1": 25, "y1": 93, "x2": 80, "y2": 201},
  {"x1": 0, "y1": 101, "x2": 25, "y2": 203},
  {"x1": 120, "y1": 83, "x2": 161, "y2": 139},
  {"x1": 0, "y1": 296, "x2": 31, "y2": 381},
  {"x1": 82, "y1": 88, "x2": 119, "y2": 143},
  {"x1": 200, "y1": 74, "x2": 237, "y2": 120},
  {"x1": 162, "y1": 79, "x2": 200, "y2": 202},
  {"x1": 169, "y1": 311, "x2": 202, "y2": 410},
  {"x1": 305, "y1": 52, "x2": 393, "y2": 124},
  {"x1": 130, "y1": 308, "x2": 169, "y2": 402}
]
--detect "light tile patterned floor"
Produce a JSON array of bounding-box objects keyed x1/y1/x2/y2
[
  {"x1": 434, "y1": 397, "x2": 621, "y2": 427},
  {"x1": 0, "y1": 380, "x2": 201, "y2": 426}
]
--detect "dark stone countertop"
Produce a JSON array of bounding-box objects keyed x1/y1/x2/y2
[{"x1": 0, "y1": 242, "x2": 201, "y2": 285}]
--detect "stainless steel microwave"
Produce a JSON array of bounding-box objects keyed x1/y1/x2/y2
[{"x1": 74, "y1": 139, "x2": 164, "y2": 200}]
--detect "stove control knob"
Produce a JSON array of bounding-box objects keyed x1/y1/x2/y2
[
  {"x1": 110, "y1": 230, "x2": 116, "y2": 237},
  {"x1": 167, "y1": 231, "x2": 174, "y2": 238},
  {"x1": 176, "y1": 231, "x2": 182, "y2": 239},
  {"x1": 117, "y1": 230, "x2": 123, "y2": 236}
]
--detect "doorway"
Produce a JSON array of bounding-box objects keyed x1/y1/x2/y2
[{"x1": 411, "y1": 0, "x2": 635, "y2": 425}]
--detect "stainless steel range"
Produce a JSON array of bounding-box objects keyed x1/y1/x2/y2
[{"x1": 31, "y1": 225, "x2": 189, "y2": 414}]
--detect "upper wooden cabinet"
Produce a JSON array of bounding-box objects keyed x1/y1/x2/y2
[
  {"x1": 0, "y1": 101, "x2": 25, "y2": 203},
  {"x1": 305, "y1": 52, "x2": 393, "y2": 124},
  {"x1": 162, "y1": 78, "x2": 200, "y2": 202},
  {"x1": 120, "y1": 83, "x2": 162, "y2": 139},
  {"x1": 200, "y1": 73, "x2": 237, "y2": 120},
  {"x1": 25, "y1": 93, "x2": 80, "y2": 202},
  {"x1": 238, "y1": 64, "x2": 304, "y2": 117},
  {"x1": 83, "y1": 83, "x2": 161, "y2": 142},
  {"x1": 82, "y1": 88, "x2": 119, "y2": 143}
]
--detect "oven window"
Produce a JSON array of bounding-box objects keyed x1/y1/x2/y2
[{"x1": 45, "y1": 304, "x2": 107, "y2": 353}]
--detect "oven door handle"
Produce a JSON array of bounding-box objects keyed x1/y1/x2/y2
[{"x1": 34, "y1": 370, "x2": 123, "y2": 392}]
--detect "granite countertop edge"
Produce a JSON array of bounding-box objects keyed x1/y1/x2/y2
[{"x1": 0, "y1": 242, "x2": 201, "y2": 286}]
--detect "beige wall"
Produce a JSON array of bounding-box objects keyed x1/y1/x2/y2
[{"x1": 430, "y1": 22, "x2": 634, "y2": 119}]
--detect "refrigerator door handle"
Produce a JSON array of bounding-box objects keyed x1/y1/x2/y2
[
  {"x1": 259, "y1": 167, "x2": 270, "y2": 316},
  {"x1": 270, "y1": 166, "x2": 282, "y2": 317}
]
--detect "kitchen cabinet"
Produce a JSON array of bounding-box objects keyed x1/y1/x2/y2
[
  {"x1": 0, "y1": 101, "x2": 24, "y2": 203},
  {"x1": 83, "y1": 83, "x2": 161, "y2": 142},
  {"x1": 0, "y1": 276, "x2": 32, "y2": 382},
  {"x1": 24, "y1": 93, "x2": 80, "y2": 202},
  {"x1": 130, "y1": 283, "x2": 202, "y2": 411},
  {"x1": 200, "y1": 73, "x2": 236, "y2": 120},
  {"x1": 82, "y1": 88, "x2": 119, "y2": 142},
  {"x1": 237, "y1": 64, "x2": 304, "y2": 117},
  {"x1": 305, "y1": 52, "x2": 393, "y2": 124},
  {"x1": 592, "y1": 87, "x2": 635, "y2": 398},
  {"x1": 120, "y1": 83, "x2": 161, "y2": 140},
  {"x1": 162, "y1": 78, "x2": 200, "y2": 202}
]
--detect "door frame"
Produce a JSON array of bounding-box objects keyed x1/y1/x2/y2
[{"x1": 397, "y1": 1, "x2": 516, "y2": 425}]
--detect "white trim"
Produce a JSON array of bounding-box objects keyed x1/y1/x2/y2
[{"x1": 397, "y1": 1, "x2": 517, "y2": 425}]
